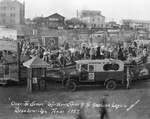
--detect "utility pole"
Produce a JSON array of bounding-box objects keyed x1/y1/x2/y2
[{"x1": 17, "y1": 40, "x2": 20, "y2": 85}]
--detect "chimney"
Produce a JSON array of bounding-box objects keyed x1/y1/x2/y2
[{"x1": 22, "y1": 1, "x2": 25, "y2": 24}]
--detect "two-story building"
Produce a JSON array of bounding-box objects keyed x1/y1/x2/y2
[
  {"x1": 122, "y1": 19, "x2": 150, "y2": 30},
  {"x1": 82, "y1": 15, "x2": 106, "y2": 28},
  {"x1": 44, "y1": 13, "x2": 65, "y2": 29},
  {"x1": 79, "y1": 10, "x2": 106, "y2": 29}
]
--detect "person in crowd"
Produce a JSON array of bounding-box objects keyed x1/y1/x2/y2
[
  {"x1": 96, "y1": 45, "x2": 101, "y2": 59},
  {"x1": 42, "y1": 48, "x2": 49, "y2": 62},
  {"x1": 118, "y1": 45, "x2": 124, "y2": 61},
  {"x1": 104, "y1": 48, "x2": 110, "y2": 59},
  {"x1": 90, "y1": 46, "x2": 95, "y2": 60},
  {"x1": 85, "y1": 46, "x2": 90, "y2": 59},
  {"x1": 100, "y1": 49, "x2": 105, "y2": 59},
  {"x1": 142, "y1": 48, "x2": 148, "y2": 63}
]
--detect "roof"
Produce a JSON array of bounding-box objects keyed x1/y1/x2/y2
[
  {"x1": 67, "y1": 18, "x2": 84, "y2": 25},
  {"x1": 0, "y1": 0, "x2": 22, "y2": 5},
  {"x1": 45, "y1": 13, "x2": 65, "y2": 19},
  {"x1": 3, "y1": 55, "x2": 16, "y2": 64},
  {"x1": 108, "y1": 29, "x2": 120, "y2": 33},
  {"x1": 23, "y1": 56, "x2": 50, "y2": 68},
  {"x1": 75, "y1": 59, "x2": 124, "y2": 64},
  {"x1": 95, "y1": 30, "x2": 105, "y2": 34},
  {"x1": 138, "y1": 30, "x2": 147, "y2": 34}
]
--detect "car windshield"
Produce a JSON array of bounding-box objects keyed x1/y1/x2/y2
[{"x1": 81, "y1": 64, "x2": 88, "y2": 72}]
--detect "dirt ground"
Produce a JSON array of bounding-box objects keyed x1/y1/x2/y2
[{"x1": 0, "y1": 79, "x2": 150, "y2": 119}]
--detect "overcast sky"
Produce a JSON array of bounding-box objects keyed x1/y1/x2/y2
[{"x1": 17, "y1": 0, "x2": 150, "y2": 23}]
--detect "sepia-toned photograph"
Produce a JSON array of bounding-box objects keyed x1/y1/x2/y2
[{"x1": 0, "y1": 0, "x2": 150, "y2": 119}]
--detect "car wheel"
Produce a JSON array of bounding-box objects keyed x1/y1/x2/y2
[
  {"x1": 106, "y1": 80, "x2": 116, "y2": 90},
  {"x1": 65, "y1": 82, "x2": 77, "y2": 92}
]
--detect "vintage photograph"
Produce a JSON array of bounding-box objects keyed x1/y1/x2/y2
[{"x1": 0, "y1": 0, "x2": 150, "y2": 119}]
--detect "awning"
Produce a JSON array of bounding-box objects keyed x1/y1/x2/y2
[{"x1": 23, "y1": 56, "x2": 50, "y2": 68}]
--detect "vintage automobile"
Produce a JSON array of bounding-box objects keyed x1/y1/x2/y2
[{"x1": 62, "y1": 59, "x2": 125, "y2": 91}]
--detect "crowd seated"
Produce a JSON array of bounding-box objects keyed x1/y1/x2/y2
[{"x1": 18, "y1": 39, "x2": 150, "y2": 68}]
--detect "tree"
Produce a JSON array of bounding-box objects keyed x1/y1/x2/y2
[{"x1": 32, "y1": 17, "x2": 44, "y2": 28}]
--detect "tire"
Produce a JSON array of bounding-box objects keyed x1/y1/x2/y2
[
  {"x1": 65, "y1": 81, "x2": 77, "y2": 92},
  {"x1": 106, "y1": 80, "x2": 116, "y2": 90}
]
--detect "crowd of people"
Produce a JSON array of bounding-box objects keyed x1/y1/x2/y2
[{"x1": 19, "y1": 39, "x2": 150, "y2": 67}]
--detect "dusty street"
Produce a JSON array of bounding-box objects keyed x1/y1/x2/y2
[{"x1": 0, "y1": 79, "x2": 150, "y2": 119}]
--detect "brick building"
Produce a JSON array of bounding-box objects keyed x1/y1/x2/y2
[{"x1": 0, "y1": 0, "x2": 25, "y2": 25}]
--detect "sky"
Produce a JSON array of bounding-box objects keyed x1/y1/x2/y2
[{"x1": 17, "y1": 0, "x2": 150, "y2": 23}]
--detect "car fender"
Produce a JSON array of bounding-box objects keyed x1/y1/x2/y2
[
  {"x1": 104, "y1": 78, "x2": 116, "y2": 86},
  {"x1": 67, "y1": 79, "x2": 79, "y2": 85}
]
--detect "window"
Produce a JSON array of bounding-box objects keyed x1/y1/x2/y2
[
  {"x1": 89, "y1": 65, "x2": 94, "y2": 72},
  {"x1": 33, "y1": 68, "x2": 41, "y2": 77},
  {"x1": 11, "y1": 7, "x2": 15, "y2": 10},
  {"x1": 41, "y1": 68, "x2": 45, "y2": 77},
  {"x1": 81, "y1": 64, "x2": 88, "y2": 72},
  {"x1": 10, "y1": 13, "x2": 15, "y2": 17},
  {"x1": 103, "y1": 64, "x2": 119, "y2": 71}
]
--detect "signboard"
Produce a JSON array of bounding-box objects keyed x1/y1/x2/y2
[
  {"x1": 42, "y1": 36, "x2": 58, "y2": 49},
  {"x1": 0, "y1": 40, "x2": 17, "y2": 51},
  {"x1": 33, "y1": 77, "x2": 37, "y2": 83},
  {"x1": 88, "y1": 73, "x2": 94, "y2": 80},
  {"x1": 30, "y1": 38, "x2": 39, "y2": 43}
]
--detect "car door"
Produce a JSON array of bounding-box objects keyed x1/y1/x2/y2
[{"x1": 46, "y1": 69, "x2": 63, "y2": 82}]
